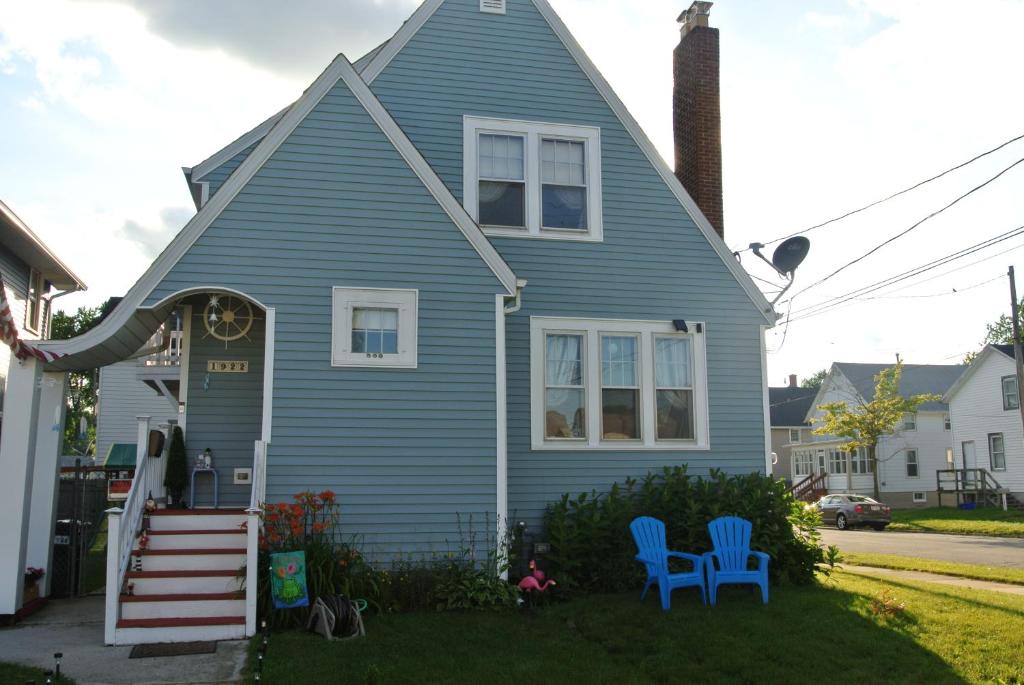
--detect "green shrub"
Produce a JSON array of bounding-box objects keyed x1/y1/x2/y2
[
  {"x1": 543, "y1": 467, "x2": 824, "y2": 594},
  {"x1": 163, "y1": 426, "x2": 188, "y2": 506}
]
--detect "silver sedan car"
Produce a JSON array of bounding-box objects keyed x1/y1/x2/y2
[{"x1": 814, "y1": 494, "x2": 892, "y2": 531}]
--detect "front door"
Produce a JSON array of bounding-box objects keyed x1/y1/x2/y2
[{"x1": 961, "y1": 441, "x2": 977, "y2": 470}]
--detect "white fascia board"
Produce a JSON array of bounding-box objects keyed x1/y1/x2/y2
[
  {"x1": 529, "y1": 0, "x2": 775, "y2": 325},
  {"x1": 942, "y1": 346, "x2": 995, "y2": 403},
  {"x1": 360, "y1": 0, "x2": 446, "y2": 84},
  {"x1": 40, "y1": 54, "x2": 516, "y2": 360}
]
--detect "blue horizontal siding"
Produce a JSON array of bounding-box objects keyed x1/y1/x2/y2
[
  {"x1": 146, "y1": 73, "x2": 506, "y2": 561},
  {"x1": 371, "y1": 0, "x2": 768, "y2": 528},
  {"x1": 202, "y1": 143, "x2": 257, "y2": 199}
]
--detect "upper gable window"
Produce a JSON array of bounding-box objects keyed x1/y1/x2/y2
[
  {"x1": 464, "y1": 116, "x2": 603, "y2": 242},
  {"x1": 480, "y1": 0, "x2": 506, "y2": 14},
  {"x1": 24, "y1": 268, "x2": 45, "y2": 335},
  {"x1": 332, "y1": 287, "x2": 417, "y2": 368}
]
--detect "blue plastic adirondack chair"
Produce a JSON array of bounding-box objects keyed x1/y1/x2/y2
[
  {"x1": 629, "y1": 516, "x2": 706, "y2": 611},
  {"x1": 704, "y1": 516, "x2": 769, "y2": 605}
]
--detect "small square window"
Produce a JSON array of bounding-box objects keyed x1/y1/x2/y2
[
  {"x1": 902, "y1": 413, "x2": 917, "y2": 431},
  {"x1": 789, "y1": 429, "x2": 801, "y2": 444},
  {"x1": 913, "y1": 492, "x2": 926, "y2": 503},
  {"x1": 332, "y1": 288, "x2": 417, "y2": 368}
]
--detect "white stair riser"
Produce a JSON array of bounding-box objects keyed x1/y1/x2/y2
[
  {"x1": 148, "y1": 515, "x2": 247, "y2": 531},
  {"x1": 114, "y1": 623, "x2": 246, "y2": 645},
  {"x1": 136, "y1": 553, "x2": 246, "y2": 572},
  {"x1": 121, "y1": 599, "x2": 245, "y2": 620},
  {"x1": 146, "y1": 533, "x2": 246, "y2": 550},
  {"x1": 128, "y1": 575, "x2": 243, "y2": 595}
]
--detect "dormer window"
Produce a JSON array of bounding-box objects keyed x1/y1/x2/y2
[{"x1": 464, "y1": 116, "x2": 603, "y2": 242}]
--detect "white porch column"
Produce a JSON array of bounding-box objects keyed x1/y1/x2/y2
[
  {"x1": 135, "y1": 416, "x2": 154, "y2": 501},
  {"x1": 0, "y1": 357, "x2": 42, "y2": 616},
  {"x1": 26, "y1": 372, "x2": 68, "y2": 598}
]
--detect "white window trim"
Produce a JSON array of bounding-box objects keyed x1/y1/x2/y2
[
  {"x1": 1002, "y1": 376, "x2": 1019, "y2": 411},
  {"x1": 480, "y1": 0, "x2": 506, "y2": 14},
  {"x1": 988, "y1": 433, "x2": 1007, "y2": 472},
  {"x1": 906, "y1": 449, "x2": 919, "y2": 478},
  {"x1": 789, "y1": 428, "x2": 801, "y2": 444},
  {"x1": 529, "y1": 317, "x2": 708, "y2": 450},
  {"x1": 331, "y1": 287, "x2": 418, "y2": 369},
  {"x1": 902, "y1": 412, "x2": 917, "y2": 432},
  {"x1": 912, "y1": 492, "x2": 927, "y2": 503},
  {"x1": 464, "y1": 116, "x2": 603, "y2": 243},
  {"x1": 24, "y1": 268, "x2": 43, "y2": 335}
]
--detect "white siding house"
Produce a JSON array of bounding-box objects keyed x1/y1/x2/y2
[
  {"x1": 945, "y1": 345, "x2": 1024, "y2": 499},
  {"x1": 794, "y1": 362, "x2": 962, "y2": 507}
]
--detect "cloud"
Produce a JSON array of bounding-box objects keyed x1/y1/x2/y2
[
  {"x1": 118, "y1": 207, "x2": 192, "y2": 258},
  {"x1": 75, "y1": 0, "x2": 422, "y2": 77}
]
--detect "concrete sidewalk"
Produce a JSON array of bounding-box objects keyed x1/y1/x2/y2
[
  {"x1": 844, "y1": 565, "x2": 1024, "y2": 595},
  {"x1": 0, "y1": 595, "x2": 247, "y2": 685}
]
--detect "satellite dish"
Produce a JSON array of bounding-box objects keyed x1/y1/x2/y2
[{"x1": 772, "y1": 237, "x2": 811, "y2": 276}]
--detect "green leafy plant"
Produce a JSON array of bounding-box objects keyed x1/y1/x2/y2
[
  {"x1": 543, "y1": 467, "x2": 826, "y2": 594},
  {"x1": 432, "y1": 514, "x2": 519, "y2": 612},
  {"x1": 163, "y1": 426, "x2": 188, "y2": 507}
]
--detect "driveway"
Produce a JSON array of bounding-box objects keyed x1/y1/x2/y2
[{"x1": 819, "y1": 528, "x2": 1024, "y2": 568}]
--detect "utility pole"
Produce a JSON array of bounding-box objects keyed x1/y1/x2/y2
[{"x1": 1008, "y1": 266, "x2": 1024, "y2": 434}]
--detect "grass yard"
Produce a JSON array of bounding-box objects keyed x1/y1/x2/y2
[
  {"x1": 248, "y1": 573, "x2": 1024, "y2": 684},
  {"x1": 0, "y1": 661, "x2": 71, "y2": 683},
  {"x1": 889, "y1": 507, "x2": 1024, "y2": 537},
  {"x1": 844, "y1": 552, "x2": 1024, "y2": 586}
]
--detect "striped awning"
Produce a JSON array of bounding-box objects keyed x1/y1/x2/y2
[{"x1": 0, "y1": 276, "x2": 67, "y2": 364}]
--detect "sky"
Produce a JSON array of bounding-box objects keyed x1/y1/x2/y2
[{"x1": 1, "y1": 0, "x2": 1023, "y2": 385}]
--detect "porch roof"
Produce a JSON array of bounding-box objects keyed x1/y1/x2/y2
[
  {"x1": 37, "y1": 303, "x2": 171, "y2": 372},
  {"x1": 104, "y1": 443, "x2": 137, "y2": 469}
]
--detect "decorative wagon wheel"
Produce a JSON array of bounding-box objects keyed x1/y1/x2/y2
[{"x1": 203, "y1": 294, "x2": 255, "y2": 343}]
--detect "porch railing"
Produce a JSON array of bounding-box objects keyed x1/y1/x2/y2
[
  {"x1": 788, "y1": 471, "x2": 828, "y2": 503},
  {"x1": 103, "y1": 454, "x2": 148, "y2": 644},
  {"x1": 936, "y1": 468, "x2": 1012, "y2": 508},
  {"x1": 137, "y1": 329, "x2": 184, "y2": 368},
  {"x1": 245, "y1": 440, "x2": 268, "y2": 636}
]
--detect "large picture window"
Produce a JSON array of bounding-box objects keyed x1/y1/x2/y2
[
  {"x1": 331, "y1": 288, "x2": 417, "y2": 368},
  {"x1": 530, "y1": 317, "x2": 708, "y2": 450},
  {"x1": 464, "y1": 117, "x2": 603, "y2": 241}
]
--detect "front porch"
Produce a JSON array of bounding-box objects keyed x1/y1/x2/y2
[
  {"x1": 789, "y1": 443, "x2": 876, "y2": 500},
  {"x1": 0, "y1": 287, "x2": 274, "y2": 643}
]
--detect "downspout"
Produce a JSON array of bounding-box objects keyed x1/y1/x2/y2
[
  {"x1": 496, "y1": 280, "x2": 526, "y2": 579},
  {"x1": 503, "y1": 279, "x2": 527, "y2": 314},
  {"x1": 42, "y1": 287, "x2": 82, "y2": 339}
]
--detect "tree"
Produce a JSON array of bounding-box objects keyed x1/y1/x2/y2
[
  {"x1": 164, "y1": 426, "x2": 188, "y2": 507},
  {"x1": 812, "y1": 362, "x2": 940, "y2": 500},
  {"x1": 801, "y1": 369, "x2": 828, "y2": 390},
  {"x1": 50, "y1": 303, "x2": 109, "y2": 456},
  {"x1": 965, "y1": 299, "x2": 1024, "y2": 363}
]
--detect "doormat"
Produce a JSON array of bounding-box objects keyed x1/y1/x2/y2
[{"x1": 129, "y1": 641, "x2": 218, "y2": 658}]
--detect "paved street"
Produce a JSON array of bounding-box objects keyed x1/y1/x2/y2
[{"x1": 819, "y1": 529, "x2": 1024, "y2": 568}]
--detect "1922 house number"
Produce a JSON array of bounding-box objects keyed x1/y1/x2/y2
[{"x1": 207, "y1": 360, "x2": 249, "y2": 373}]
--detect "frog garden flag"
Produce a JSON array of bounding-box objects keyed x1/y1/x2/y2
[{"x1": 270, "y1": 551, "x2": 309, "y2": 609}]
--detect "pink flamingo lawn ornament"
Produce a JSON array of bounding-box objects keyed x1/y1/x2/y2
[{"x1": 518, "y1": 560, "x2": 556, "y2": 593}]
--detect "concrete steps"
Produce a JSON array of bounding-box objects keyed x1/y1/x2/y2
[{"x1": 115, "y1": 509, "x2": 248, "y2": 645}]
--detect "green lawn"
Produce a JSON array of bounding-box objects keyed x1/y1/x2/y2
[
  {"x1": 0, "y1": 661, "x2": 72, "y2": 683},
  {"x1": 889, "y1": 507, "x2": 1024, "y2": 537},
  {"x1": 844, "y1": 552, "x2": 1024, "y2": 586},
  {"x1": 248, "y1": 573, "x2": 1024, "y2": 684}
]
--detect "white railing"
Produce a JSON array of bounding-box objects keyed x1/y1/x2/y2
[
  {"x1": 245, "y1": 439, "x2": 268, "y2": 636},
  {"x1": 104, "y1": 456, "x2": 148, "y2": 644},
  {"x1": 138, "y1": 329, "x2": 184, "y2": 368}
]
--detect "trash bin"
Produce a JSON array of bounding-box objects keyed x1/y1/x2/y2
[{"x1": 958, "y1": 502, "x2": 977, "y2": 511}]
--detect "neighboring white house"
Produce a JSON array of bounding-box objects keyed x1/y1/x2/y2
[
  {"x1": 944, "y1": 344, "x2": 1024, "y2": 503},
  {"x1": 794, "y1": 362, "x2": 964, "y2": 507}
]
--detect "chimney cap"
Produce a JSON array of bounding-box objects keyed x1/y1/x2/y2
[{"x1": 678, "y1": 1, "x2": 714, "y2": 28}]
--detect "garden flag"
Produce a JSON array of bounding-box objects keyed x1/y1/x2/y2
[
  {"x1": 270, "y1": 551, "x2": 309, "y2": 609},
  {"x1": 0, "y1": 276, "x2": 66, "y2": 363}
]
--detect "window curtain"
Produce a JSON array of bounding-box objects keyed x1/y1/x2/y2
[{"x1": 655, "y1": 338, "x2": 692, "y2": 387}]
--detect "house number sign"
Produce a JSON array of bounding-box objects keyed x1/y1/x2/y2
[{"x1": 207, "y1": 360, "x2": 249, "y2": 373}]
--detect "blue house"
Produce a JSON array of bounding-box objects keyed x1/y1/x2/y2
[{"x1": 0, "y1": 0, "x2": 775, "y2": 643}]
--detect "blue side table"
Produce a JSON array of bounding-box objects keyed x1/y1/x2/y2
[{"x1": 190, "y1": 468, "x2": 219, "y2": 509}]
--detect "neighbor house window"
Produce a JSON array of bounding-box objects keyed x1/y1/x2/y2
[
  {"x1": 944, "y1": 415, "x2": 951, "y2": 431},
  {"x1": 906, "y1": 449, "x2": 919, "y2": 478},
  {"x1": 789, "y1": 429, "x2": 801, "y2": 444},
  {"x1": 530, "y1": 317, "x2": 708, "y2": 450},
  {"x1": 1002, "y1": 376, "x2": 1020, "y2": 411},
  {"x1": 465, "y1": 117, "x2": 603, "y2": 241},
  {"x1": 24, "y1": 268, "x2": 44, "y2": 334},
  {"x1": 828, "y1": 448, "x2": 848, "y2": 475},
  {"x1": 793, "y1": 451, "x2": 813, "y2": 477},
  {"x1": 902, "y1": 413, "x2": 917, "y2": 431},
  {"x1": 913, "y1": 492, "x2": 927, "y2": 503},
  {"x1": 331, "y1": 288, "x2": 417, "y2": 368},
  {"x1": 989, "y1": 433, "x2": 1006, "y2": 471}
]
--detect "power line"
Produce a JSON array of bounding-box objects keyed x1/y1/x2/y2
[
  {"x1": 793, "y1": 156, "x2": 1024, "y2": 298},
  {"x1": 785, "y1": 225, "x2": 1024, "y2": 322},
  {"x1": 734, "y1": 131, "x2": 1024, "y2": 254},
  {"x1": 861, "y1": 274, "x2": 1004, "y2": 300}
]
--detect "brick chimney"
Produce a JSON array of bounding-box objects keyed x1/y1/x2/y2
[
  {"x1": 674, "y1": 1, "x2": 724, "y2": 239},
  {"x1": 789, "y1": 374, "x2": 798, "y2": 388}
]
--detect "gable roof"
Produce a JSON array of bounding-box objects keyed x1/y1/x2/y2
[
  {"x1": 39, "y1": 53, "x2": 517, "y2": 369},
  {"x1": 832, "y1": 362, "x2": 965, "y2": 412},
  {"x1": 354, "y1": 0, "x2": 775, "y2": 324},
  {"x1": 769, "y1": 386, "x2": 817, "y2": 427},
  {"x1": 943, "y1": 344, "x2": 1017, "y2": 402},
  {"x1": 0, "y1": 199, "x2": 86, "y2": 291}
]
